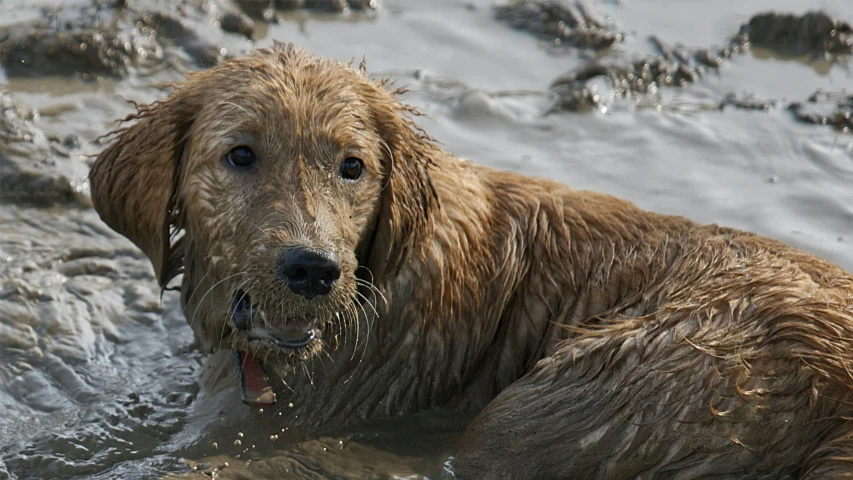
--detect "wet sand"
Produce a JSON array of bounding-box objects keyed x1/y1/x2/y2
[{"x1": 1, "y1": 0, "x2": 852, "y2": 478}]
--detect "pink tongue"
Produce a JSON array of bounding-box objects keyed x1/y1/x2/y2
[{"x1": 233, "y1": 350, "x2": 276, "y2": 407}]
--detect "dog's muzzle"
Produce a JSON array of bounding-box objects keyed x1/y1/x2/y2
[
  {"x1": 230, "y1": 290, "x2": 318, "y2": 349},
  {"x1": 229, "y1": 289, "x2": 323, "y2": 408}
]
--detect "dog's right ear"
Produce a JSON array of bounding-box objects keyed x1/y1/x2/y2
[{"x1": 89, "y1": 93, "x2": 199, "y2": 289}]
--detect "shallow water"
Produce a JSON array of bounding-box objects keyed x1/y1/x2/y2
[{"x1": 1, "y1": 0, "x2": 852, "y2": 478}]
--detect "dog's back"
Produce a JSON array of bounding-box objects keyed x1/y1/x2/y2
[{"x1": 452, "y1": 185, "x2": 853, "y2": 478}]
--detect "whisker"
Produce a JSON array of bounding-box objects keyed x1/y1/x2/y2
[
  {"x1": 280, "y1": 376, "x2": 295, "y2": 395},
  {"x1": 344, "y1": 291, "x2": 377, "y2": 384},
  {"x1": 301, "y1": 361, "x2": 314, "y2": 388},
  {"x1": 354, "y1": 289, "x2": 380, "y2": 340},
  {"x1": 188, "y1": 271, "x2": 247, "y2": 335},
  {"x1": 218, "y1": 278, "x2": 251, "y2": 351},
  {"x1": 347, "y1": 300, "x2": 363, "y2": 362},
  {"x1": 186, "y1": 269, "x2": 211, "y2": 305},
  {"x1": 182, "y1": 269, "x2": 211, "y2": 356},
  {"x1": 335, "y1": 311, "x2": 347, "y2": 353},
  {"x1": 356, "y1": 301, "x2": 371, "y2": 369},
  {"x1": 356, "y1": 277, "x2": 388, "y2": 308}
]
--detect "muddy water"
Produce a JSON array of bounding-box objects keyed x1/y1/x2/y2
[{"x1": 1, "y1": 0, "x2": 852, "y2": 478}]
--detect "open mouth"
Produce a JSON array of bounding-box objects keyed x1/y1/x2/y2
[{"x1": 230, "y1": 290, "x2": 319, "y2": 350}]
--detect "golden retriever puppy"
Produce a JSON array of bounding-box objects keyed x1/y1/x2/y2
[{"x1": 89, "y1": 42, "x2": 853, "y2": 478}]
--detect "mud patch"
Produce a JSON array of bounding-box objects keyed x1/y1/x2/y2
[
  {"x1": 788, "y1": 90, "x2": 853, "y2": 133},
  {"x1": 234, "y1": 0, "x2": 379, "y2": 22},
  {"x1": 739, "y1": 11, "x2": 852, "y2": 57},
  {"x1": 494, "y1": 0, "x2": 623, "y2": 50},
  {"x1": 0, "y1": 0, "x2": 255, "y2": 79},
  {"x1": 548, "y1": 35, "x2": 743, "y2": 113},
  {"x1": 0, "y1": 93, "x2": 90, "y2": 207},
  {"x1": 539, "y1": 9, "x2": 852, "y2": 129},
  {"x1": 720, "y1": 92, "x2": 777, "y2": 111}
]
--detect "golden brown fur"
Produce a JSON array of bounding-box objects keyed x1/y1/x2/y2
[{"x1": 90, "y1": 43, "x2": 853, "y2": 478}]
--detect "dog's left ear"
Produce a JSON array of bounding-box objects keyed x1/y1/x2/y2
[
  {"x1": 357, "y1": 80, "x2": 439, "y2": 285},
  {"x1": 89, "y1": 91, "x2": 201, "y2": 289}
]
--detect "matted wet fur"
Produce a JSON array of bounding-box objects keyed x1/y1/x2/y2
[{"x1": 90, "y1": 43, "x2": 853, "y2": 478}]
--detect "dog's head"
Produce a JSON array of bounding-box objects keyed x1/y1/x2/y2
[{"x1": 90, "y1": 43, "x2": 436, "y2": 361}]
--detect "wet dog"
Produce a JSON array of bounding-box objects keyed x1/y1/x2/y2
[{"x1": 90, "y1": 43, "x2": 853, "y2": 478}]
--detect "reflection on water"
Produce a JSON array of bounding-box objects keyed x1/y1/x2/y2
[{"x1": 1, "y1": 0, "x2": 853, "y2": 478}]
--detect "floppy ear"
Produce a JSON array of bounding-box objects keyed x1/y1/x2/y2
[
  {"x1": 359, "y1": 80, "x2": 439, "y2": 285},
  {"x1": 89, "y1": 93, "x2": 199, "y2": 289}
]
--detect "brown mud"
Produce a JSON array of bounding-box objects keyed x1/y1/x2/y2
[
  {"x1": 0, "y1": 93, "x2": 89, "y2": 206},
  {"x1": 788, "y1": 90, "x2": 853, "y2": 133},
  {"x1": 511, "y1": 4, "x2": 852, "y2": 128},
  {"x1": 741, "y1": 11, "x2": 852, "y2": 57},
  {"x1": 235, "y1": 0, "x2": 378, "y2": 20},
  {"x1": 494, "y1": 0, "x2": 623, "y2": 50},
  {"x1": 0, "y1": 0, "x2": 255, "y2": 79}
]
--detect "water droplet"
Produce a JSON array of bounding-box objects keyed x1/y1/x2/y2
[
  {"x1": 288, "y1": 402, "x2": 293, "y2": 408},
  {"x1": 234, "y1": 439, "x2": 242, "y2": 447},
  {"x1": 258, "y1": 408, "x2": 264, "y2": 413},
  {"x1": 237, "y1": 432, "x2": 244, "y2": 438},
  {"x1": 211, "y1": 442, "x2": 219, "y2": 450}
]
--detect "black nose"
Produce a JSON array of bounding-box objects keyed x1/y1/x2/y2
[{"x1": 279, "y1": 248, "x2": 341, "y2": 300}]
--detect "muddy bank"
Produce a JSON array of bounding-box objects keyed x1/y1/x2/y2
[
  {"x1": 548, "y1": 35, "x2": 744, "y2": 112},
  {"x1": 494, "y1": 0, "x2": 622, "y2": 50},
  {"x1": 0, "y1": 0, "x2": 383, "y2": 80},
  {"x1": 741, "y1": 11, "x2": 852, "y2": 57},
  {"x1": 788, "y1": 90, "x2": 853, "y2": 133},
  {"x1": 0, "y1": 93, "x2": 90, "y2": 207},
  {"x1": 0, "y1": 0, "x2": 255, "y2": 79},
  {"x1": 234, "y1": 0, "x2": 378, "y2": 20},
  {"x1": 525, "y1": 7, "x2": 852, "y2": 124}
]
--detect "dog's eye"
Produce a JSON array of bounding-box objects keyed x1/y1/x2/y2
[
  {"x1": 226, "y1": 146, "x2": 256, "y2": 168},
  {"x1": 340, "y1": 157, "x2": 363, "y2": 180}
]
